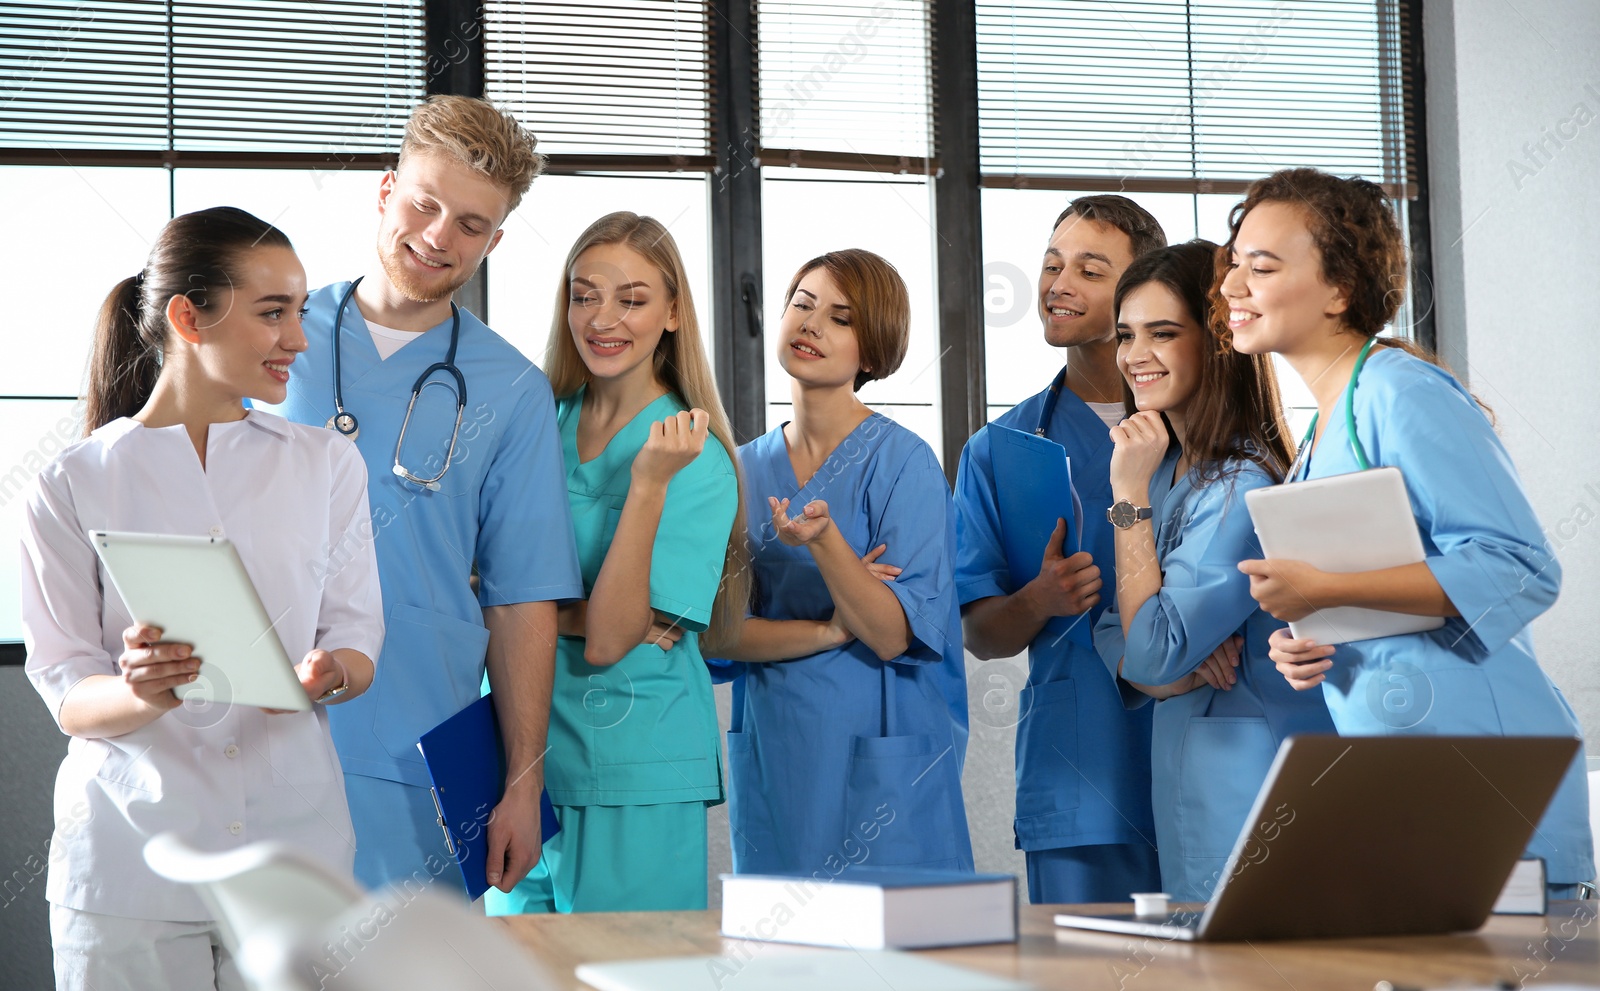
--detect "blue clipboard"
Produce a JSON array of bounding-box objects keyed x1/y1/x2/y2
[
  {"x1": 988, "y1": 424, "x2": 1092, "y2": 647},
  {"x1": 416, "y1": 693, "x2": 561, "y2": 900}
]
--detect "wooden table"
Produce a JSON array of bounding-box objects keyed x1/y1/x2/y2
[{"x1": 499, "y1": 903, "x2": 1599, "y2": 990}]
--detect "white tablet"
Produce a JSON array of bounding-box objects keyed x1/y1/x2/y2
[
  {"x1": 1243, "y1": 466, "x2": 1445, "y2": 645},
  {"x1": 89, "y1": 531, "x2": 310, "y2": 711}
]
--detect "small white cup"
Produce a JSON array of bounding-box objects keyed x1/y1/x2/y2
[{"x1": 1131, "y1": 892, "x2": 1171, "y2": 919}]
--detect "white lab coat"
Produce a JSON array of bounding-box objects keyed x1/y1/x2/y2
[{"x1": 20, "y1": 411, "x2": 384, "y2": 921}]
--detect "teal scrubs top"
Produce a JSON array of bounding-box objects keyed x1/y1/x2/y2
[
  {"x1": 1094, "y1": 449, "x2": 1335, "y2": 901},
  {"x1": 952, "y1": 378, "x2": 1156, "y2": 853},
  {"x1": 1295, "y1": 347, "x2": 1592, "y2": 884},
  {"x1": 275, "y1": 283, "x2": 585, "y2": 788},
  {"x1": 543, "y1": 387, "x2": 737, "y2": 808}
]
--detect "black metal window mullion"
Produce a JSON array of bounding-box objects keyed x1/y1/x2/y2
[
  {"x1": 1396, "y1": 0, "x2": 1434, "y2": 353},
  {"x1": 933, "y1": 0, "x2": 984, "y2": 480},
  {"x1": 710, "y1": 0, "x2": 765, "y2": 447},
  {"x1": 424, "y1": 0, "x2": 488, "y2": 321},
  {"x1": 425, "y1": 0, "x2": 484, "y2": 97}
]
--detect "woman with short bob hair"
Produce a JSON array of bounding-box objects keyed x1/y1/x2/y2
[{"x1": 708, "y1": 249, "x2": 974, "y2": 876}]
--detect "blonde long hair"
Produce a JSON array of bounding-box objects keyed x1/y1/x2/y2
[{"x1": 543, "y1": 212, "x2": 751, "y2": 649}]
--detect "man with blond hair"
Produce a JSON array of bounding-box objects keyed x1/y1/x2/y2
[{"x1": 276, "y1": 95, "x2": 582, "y2": 893}]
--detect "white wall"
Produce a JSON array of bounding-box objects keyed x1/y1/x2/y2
[{"x1": 1425, "y1": 0, "x2": 1600, "y2": 748}]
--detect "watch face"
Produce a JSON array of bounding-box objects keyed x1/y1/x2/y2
[{"x1": 1109, "y1": 501, "x2": 1136, "y2": 528}]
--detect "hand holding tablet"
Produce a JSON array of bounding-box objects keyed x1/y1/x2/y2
[{"x1": 91, "y1": 531, "x2": 312, "y2": 712}]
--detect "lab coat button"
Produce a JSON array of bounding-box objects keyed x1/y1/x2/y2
[
  {"x1": 223, "y1": 744, "x2": 240, "y2": 759},
  {"x1": 209, "y1": 525, "x2": 224, "y2": 538},
  {"x1": 228, "y1": 821, "x2": 243, "y2": 835}
]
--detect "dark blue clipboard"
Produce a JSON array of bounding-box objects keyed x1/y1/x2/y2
[
  {"x1": 988, "y1": 424, "x2": 1092, "y2": 647},
  {"x1": 416, "y1": 693, "x2": 561, "y2": 900}
]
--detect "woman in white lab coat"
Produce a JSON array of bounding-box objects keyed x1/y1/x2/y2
[{"x1": 20, "y1": 206, "x2": 385, "y2": 991}]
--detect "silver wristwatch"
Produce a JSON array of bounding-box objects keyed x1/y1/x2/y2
[{"x1": 1106, "y1": 499, "x2": 1154, "y2": 530}]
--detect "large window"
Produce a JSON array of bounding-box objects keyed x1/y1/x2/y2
[
  {"x1": 0, "y1": 1, "x2": 1424, "y2": 649},
  {"x1": 976, "y1": 0, "x2": 1409, "y2": 188},
  {"x1": 758, "y1": 0, "x2": 932, "y2": 161},
  {"x1": 756, "y1": 1, "x2": 941, "y2": 454},
  {"x1": 2, "y1": 166, "x2": 172, "y2": 641},
  {"x1": 975, "y1": 0, "x2": 1420, "y2": 436},
  {"x1": 1, "y1": 1, "x2": 426, "y2": 155},
  {"x1": 484, "y1": 1, "x2": 714, "y2": 161}
]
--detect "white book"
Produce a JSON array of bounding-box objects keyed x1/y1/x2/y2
[
  {"x1": 719, "y1": 869, "x2": 1017, "y2": 950},
  {"x1": 1492, "y1": 858, "x2": 1548, "y2": 915},
  {"x1": 576, "y1": 948, "x2": 1032, "y2": 991}
]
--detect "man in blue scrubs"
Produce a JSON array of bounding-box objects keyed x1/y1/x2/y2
[
  {"x1": 954, "y1": 196, "x2": 1167, "y2": 903},
  {"x1": 275, "y1": 96, "x2": 583, "y2": 893}
]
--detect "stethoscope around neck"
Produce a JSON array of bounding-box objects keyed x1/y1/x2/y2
[
  {"x1": 1287, "y1": 336, "x2": 1378, "y2": 482},
  {"x1": 327, "y1": 276, "x2": 467, "y2": 491},
  {"x1": 1035, "y1": 364, "x2": 1126, "y2": 438},
  {"x1": 1035, "y1": 365, "x2": 1073, "y2": 437}
]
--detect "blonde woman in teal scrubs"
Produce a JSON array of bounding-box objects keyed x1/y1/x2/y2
[{"x1": 485, "y1": 212, "x2": 748, "y2": 914}]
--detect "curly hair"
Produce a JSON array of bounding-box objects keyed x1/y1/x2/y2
[
  {"x1": 1213, "y1": 168, "x2": 1405, "y2": 342},
  {"x1": 1212, "y1": 168, "x2": 1491, "y2": 419}
]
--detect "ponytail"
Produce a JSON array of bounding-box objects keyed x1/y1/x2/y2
[
  {"x1": 85, "y1": 274, "x2": 162, "y2": 434},
  {"x1": 80, "y1": 207, "x2": 294, "y2": 436}
]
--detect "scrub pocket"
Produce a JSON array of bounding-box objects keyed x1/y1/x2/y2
[
  {"x1": 1013, "y1": 679, "x2": 1080, "y2": 819},
  {"x1": 1174, "y1": 715, "x2": 1276, "y2": 895},
  {"x1": 843, "y1": 733, "x2": 964, "y2": 869},
  {"x1": 373, "y1": 603, "x2": 491, "y2": 760}
]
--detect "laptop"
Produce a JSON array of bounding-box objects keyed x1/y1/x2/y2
[
  {"x1": 1244, "y1": 467, "x2": 1445, "y2": 644},
  {"x1": 1054, "y1": 735, "x2": 1579, "y2": 941}
]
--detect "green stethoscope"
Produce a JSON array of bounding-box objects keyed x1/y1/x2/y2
[{"x1": 1287, "y1": 336, "x2": 1378, "y2": 481}]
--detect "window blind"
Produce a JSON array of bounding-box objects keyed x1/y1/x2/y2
[
  {"x1": 1, "y1": 1, "x2": 426, "y2": 155},
  {"x1": 758, "y1": 0, "x2": 934, "y2": 168},
  {"x1": 484, "y1": 0, "x2": 713, "y2": 161},
  {"x1": 976, "y1": 0, "x2": 1417, "y2": 196}
]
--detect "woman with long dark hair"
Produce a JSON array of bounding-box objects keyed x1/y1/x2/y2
[{"x1": 1094, "y1": 239, "x2": 1335, "y2": 901}]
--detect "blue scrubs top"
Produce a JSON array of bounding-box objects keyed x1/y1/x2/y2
[
  {"x1": 545, "y1": 388, "x2": 736, "y2": 807},
  {"x1": 1297, "y1": 346, "x2": 1592, "y2": 883},
  {"x1": 1094, "y1": 449, "x2": 1335, "y2": 900},
  {"x1": 275, "y1": 282, "x2": 585, "y2": 787},
  {"x1": 953, "y1": 377, "x2": 1156, "y2": 851},
  {"x1": 713, "y1": 414, "x2": 975, "y2": 875}
]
